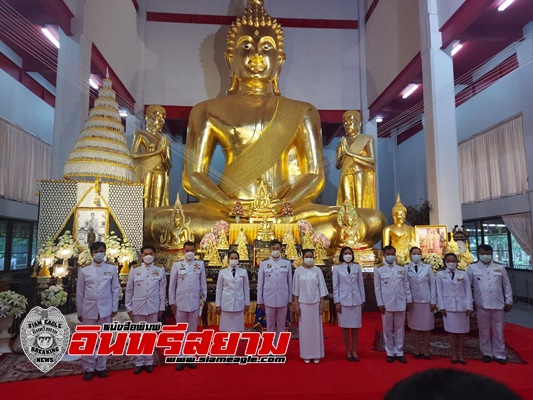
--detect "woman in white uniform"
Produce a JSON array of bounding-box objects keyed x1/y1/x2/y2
[
  {"x1": 333, "y1": 246, "x2": 365, "y2": 362},
  {"x1": 293, "y1": 249, "x2": 328, "y2": 364},
  {"x1": 406, "y1": 246, "x2": 436, "y2": 360},
  {"x1": 216, "y1": 250, "x2": 250, "y2": 332},
  {"x1": 436, "y1": 253, "x2": 473, "y2": 365}
]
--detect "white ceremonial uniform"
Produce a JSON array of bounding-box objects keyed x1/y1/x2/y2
[
  {"x1": 125, "y1": 262, "x2": 167, "y2": 366},
  {"x1": 293, "y1": 266, "x2": 328, "y2": 359},
  {"x1": 257, "y1": 256, "x2": 293, "y2": 336},
  {"x1": 406, "y1": 262, "x2": 436, "y2": 331},
  {"x1": 374, "y1": 263, "x2": 412, "y2": 357},
  {"x1": 216, "y1": 266, "x2": 250, "y2": 332},
  {"x1": 169, "y1": 259, "x2": 207, "y2": 334},
  {"x1": 436, "y1": 269, "x2": 472, "y2": 333},
  {"x1": 467, "y1": 261, "x2": 513, "y2": 360},
  {"x1": 332, "y1": 263, "x2": 365, "y2": 328},
  {"x1": 76, "y1": 261, "x2": 120, "y2": 372}
]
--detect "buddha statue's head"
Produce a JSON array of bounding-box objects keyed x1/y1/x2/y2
[
  {"x1": 225, "y1": 0, "x2": 285, "y2": 95},
  {"x1": 343, "y1": 110, "x2": 362, "y2": 137},
  {"x1": 145, "y1": 105, "x2": 166, "y2": 133},
  {"x1": 392, "y1": 194, "x2": 407, "y2": 225}
]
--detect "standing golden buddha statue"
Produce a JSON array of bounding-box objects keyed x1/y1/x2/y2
[
  {"x1": 382, "y1": 195, "x2": 416, "y2": 265},
  {"x1": 131, "y1": 105, "x2": 172, "y2": 208},
  {"x1": 144, "y1": 0, "x2": 385, "y2": 248},
  {"x1": 336, "y1": 110, "x2": 376, "y2": 208}
]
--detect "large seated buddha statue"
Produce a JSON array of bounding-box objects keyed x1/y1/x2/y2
[{"x1": 144, "y1": 0, "x2": 386, "y2": 248}]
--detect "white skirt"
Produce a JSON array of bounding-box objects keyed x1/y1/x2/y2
[
  {"x1": 443, "y1": 311, "x2": 470, "y2": 334},
  {"x1": 408, "y1": 302, "x2": 435, "y2": 331},
  {"x1": 219, "y1": 311, "x2": 245, "y2": 332},
  {"x1": 298, "y1": 303, "x2": 325, "y2": 359},
  {"x1": 337, "y1": 305, "x2": 362, "y2": 328}
]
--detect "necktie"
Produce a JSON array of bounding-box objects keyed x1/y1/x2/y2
[
  {"x1": 415, "y1": 265, "x2": 418, "y2": 273},
  {"x1": 451, "y1": 271, "x2": 455, "y2": 280},
  {"x1": 347, "y1": 264, "x2": 351, "y2": 275},
  {"x1": 232, "y1": 268, "x2": 236, "y2": 278}
]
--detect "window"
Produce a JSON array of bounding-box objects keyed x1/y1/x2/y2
[{"x1": 0, "y1": 218, "x2": 37, "y2": 272}]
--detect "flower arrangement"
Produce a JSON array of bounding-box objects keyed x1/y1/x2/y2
[
  {"x1": 297, "y1": 220, "x2": 314, "y2": 235},
  {"x1": 424, "y1": 253, "x2": 444, "y2": 273},
  {"x1": 118, "y1": 239, "x2": 138, "y2": 265},
  {"x1": 55, "y1": 231, "x2": 79, "y2": 262},
  {"x1": 40, "y1": 285, "x2": 68, "y2": 308},
  {"x1": 78, "y1": 248, "x2": 92, "y2": 266},
  {"x1": 312, "y1": 232, "x2": 331, "y2": 249},
  {"x1": 281, "y1": 200, "x2": 294, "y2": 217},
  {"x1": 36, "y1": 238, "x2": 57, "y2": 267},
  {"x1": 200, "y1": 232, "x2": 218, "y2": 250},
  {"x1": 105, "y1": 231, "x2": 122, "y2": 262},
  {"x1": 214, "y1": 220, "x2": 230, "y2": 236},
  {"x1": 0, "y1": 291, "x2": 28, "y2": 318},
  {"x1": 231, "y1": 201, "x2": 244, "y2": 216}
]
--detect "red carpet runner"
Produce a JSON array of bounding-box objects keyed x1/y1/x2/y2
[{"x1": 2, "y1": 312, "x2": 531, "y2": 399}]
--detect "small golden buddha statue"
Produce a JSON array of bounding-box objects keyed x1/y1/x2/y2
[
  {"x1": 282, "y1": 226, "x2": 298, "y2": 260},
  {"x1": 236, "y1": 228, "x2": 249, "y2": 260},
  {"x1": 131, "y1": 105, "x2": 172, "y2": 208},
  {"x1": 206, "y1": 242, "x2": 222, "y2": 266},
  {"x1": 159, "y1": 196, "x2": 194, "y2": 249},
  {"x1": 257, "y1": 216, "x2": 275, "y2": 241},
  {"x1": 249, "y1": 178, "x2": 276, "y2": 222},
  {"x1": 382, "y1": 195, "x2": 416, "y2": 265},
  {"x1": 338, "y1": 200, "x2": 368, "y2": 249},
  {"x1": 336, "y1": 110, "x2": 376, "y2": 209},
  {"x1": 302, "y1": 228, "x2": 315, "y2": 250},
  {"x1": 217, "y1": 230, "x2": 230, "y2": 250}
]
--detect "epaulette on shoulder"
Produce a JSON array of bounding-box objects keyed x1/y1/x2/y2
[
  {"x1": 80, "y1": 264, "x2": 90, "y2": 268},
  {"x1": 132, "y1": 264, "x2": 142, "y2": 269},
  {"x1": 493, "y1": 261, "x2": 505, "y2": 266}
]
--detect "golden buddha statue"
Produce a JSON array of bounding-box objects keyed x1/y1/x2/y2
[
  {"x1": 159, "y1": 195, "x2": 194, "y2": 249},
  {"x1": 382, "y1": 195, "x2": 416, "y2": 265},
  {"x1": 131, "y1": 105, "x2": 172, "y2": 208},
  {"x1": 217, "y1": 229, "x2": 230, "y2": 250},
  {"x1": 236, "y1": 228, "x2": 249, "y2": 260},
  {"x1": 302, "y1": 228, "x2": 315, "y2": 250},
  {"x1": 338, "y1": 200, "x2": 368, "y2": 249},
  {"x1": 282, "y1": 226, "x2": 298, "y2": 260},
  {"x1": 336, "y1": 110, "x2": 376, "y2": 209},
  {"x1": 249, "y1": 177, "x2": 276, "y2": 222},
  {"x1": 257, "y1": 216, "x2": 275, "y2": 241},
  {"x1": 144, "y1": 0, "x2": 386, "y2": 248}
]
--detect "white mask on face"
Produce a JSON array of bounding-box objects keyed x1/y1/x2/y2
[
  {"x1": 271, "y1": 250, "x2": 281, "y2": 258},
  {"x1": 143, "y1": 255, "x2": 154, "y2": 264},
  {"x1": 304, "y1": 257, "x2": 314, "y2": 266},
  {"x1": 411, "y1": 254, "x2": 422, "y2": 263},
  {"x1": 229, "y1": 259, "x2": 239, "y2": 267},
  {"x1": 446, "y1": 262, "x2": 457, "y2": 270},
  {"x1": 343, "y1": 254, "x2": 353, "y2": 263},
  {"x1": 92, "y1": 252, "x2": 105, "y2": 263},
  {"x1": 184, "y1": 251, "x2": 195, "y2": 260}
]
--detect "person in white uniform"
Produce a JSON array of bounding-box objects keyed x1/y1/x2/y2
[
  {"x1": 257, "y1": 239, "x2": 293, "y2": 340},
  {"x1": 436, "y1": 253, "x2": 473, "y2": 365},
  {"x1": 169, "y1": 241, "x2": 207, "y2": 371},
  {"x1": 467, "y1": 244, "x2": 513, "y2": 364},
  {"x1": 125, "y1": 245, "x2": 167, "y2": 374},
  {"x1": 292, "y1": 249, "x2": 328, "y2": 364},
  {"x1": 76, "y1": 241, "x2": 120, "y2": 381},
  {"x1": 374, "y1": 245, "x2": 412, "y2": 363},
  {"x1": 333, "y1": 246, "x2": 365, "y2": 362},
  {"x1": 216, "y1": 250, "x2": 250, "y2": 332},
  {"x1": 406, "y1": 246, "x2": 436, "y2": 360}
]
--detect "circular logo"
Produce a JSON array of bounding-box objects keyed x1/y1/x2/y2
[{"x1": 36, "y1": 332, "x2": 55, "y2": 349}]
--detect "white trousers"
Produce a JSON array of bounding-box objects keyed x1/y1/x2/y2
[
  {"x1": 382, "y1": 311, "x2": 405, "y2": 357},
  {"x1": 265, "y1": 306, "x2": 287, "y2": 340},
  {"x1": 132, "y1": 313, "x2": 158, "y2": 366},
  {"x1": 175, "y1": 309, "x2": 199, "y2": 356},
  {"x1": 80, "y1": 316, "x2": 111, "y2": 372},
  {"x1": 476, "y1": 307, "x2": 506, "y2": 359}
]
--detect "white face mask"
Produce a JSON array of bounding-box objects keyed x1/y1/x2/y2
[
  {"x1": 304, "y1": 257, "x2": 314, "y2": 266},
  {"x1": 229, "y1": 259, "x2": 239, "y2": 267},
  {"x1": 184, "y1": 251, "x2": 195, "y2": 260},
  {"x1": 343, "y1": 254, "x2": 353, "y2": 263},
  {"x1": 271, "y1": 250, "x2": 281, "y2": 258},
  {"x1": 385, "y1": 255, "x2": 396, "y2": 265},
  {"x1": 446, "y1": 262, "x2": 457, "y2": 270},
  {"x1": 143, "y1": 255, "x2": 154, "y2": 264},
  {"x1": 92, "y1": 252, "x2": 105, "y2": 263},
  {"x1": 411, "y1": 254, "x2": 422, "y2": 263}
]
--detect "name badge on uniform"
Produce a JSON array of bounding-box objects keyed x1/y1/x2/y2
[
  {"x1": 457, "y1": 278, "x2": 464, "y2": 282},
  {"x1": 152, "y1": 272, "x2": 159, "y2": 276},
  {"x1": 280, "y1": 265, "x2": 287, "y2": 269},
  {"x1": 494, "y1": 269, "x2": 501, "y2": 272},
  {"x1": 104, "y1": 271, "x2": 112, "y2": 276},
  {"x1": 397, "y1": 270, "x2": 404, "y2": 275}
]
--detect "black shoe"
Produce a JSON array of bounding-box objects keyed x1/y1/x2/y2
[
  {"x1": 413, "y1": 353, "x2": 422, "y2": 359},
  {"x1": 145, "y1": 365, "x2": 154, "y2": 373},
  {"x1": 94, "y1": 370, "x2": 108, "y2": 378},
  {"x1": 347, "y1": 355, "x2": 355, "y2": 362},
  {"x1": 496, "y1": 358, "x2": 507, "y2": 365},
  {"x1": 459, "y1": 360, "x2": 467, "y2": 365},
  {"x1": 396, "y1": 356, "x2": 407, "y2": 364},
  {"x1": 386, "y1": 356, "x2": 394, "y2": 363},
  {"x1": 423, "y1": 354, "x2": 431, "y2": 360},
  {"x1": 176, "y1": 363, "x2": 185, "y2": 371},
  {"x1": 482, "y1": 355, "x2": 492, "y2": 363},
  {"x1": 186, "y1": 363, "x2": 197, "y2": 369},
  {"x1": 451, "y1": 359, "x2": 459, "y2": 364},
  {"x1": 83, "y1": 371, "x2": 94, "y2": 381},
  {"x1": 134, "y1": 366, "x2": 143, "y2": 375}
]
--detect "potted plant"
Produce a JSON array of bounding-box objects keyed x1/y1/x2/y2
[
  {"x1": 41, "y1": 285, "x2": 68, "y2": 308},
  {"x1": 0, "y1": 290, "x2": 28, "y2": 353}
]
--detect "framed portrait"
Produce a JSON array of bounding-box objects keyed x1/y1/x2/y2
[
  {"x1": 74, "y1": 207, "x2": 109, "y2": 249},
  {"x1": 415, "y1": 225, "x2": 448, "y2": 258}
]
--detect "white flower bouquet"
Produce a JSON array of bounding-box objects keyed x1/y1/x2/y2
[
  {"x1": 297, "y1": 220, "x2": 314, "y2": 235},
  {"x1": 105, "y1": 231, "x2": 122, "y2": 262},
  {"x1": 424, "y1": 253, "x2": 444, "y2": 273},
  {"x1": 0, "y1": 290, "x2": 28, "y2": 318},
  {"x1": 78, "y1": 248, "x2": 92, "y2": 266},
  {"x1": 312, "y1": 232, "x2": 331, "y2": 249},
  {"x1": 118, "y1": 239, "x2": 138, "y2": 265},
  {"x1": 36, "y1": 238, "x2": 57, "y2": 267},
  {"x1": 55, "y1": 231, "x2": 79, "y2": 261},
  {"x1": 213, "y1": 220, "x2": 230, "y2": 236},
  {"x1": 200, "y1": 232, "x2": 218, "y2": 249},
  {"x1": 40, "y1": 285, "x2": 68, "y2": 308}
]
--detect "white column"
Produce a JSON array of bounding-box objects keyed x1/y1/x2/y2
[
  {"x1": 51, "y1": 1, "x2": 91, "y2": 179},
  {"x1": 419, "y1": 0, "x2": 462, "y2": 226}
]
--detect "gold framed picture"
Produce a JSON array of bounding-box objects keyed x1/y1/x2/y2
[
  {"x1": 415, "y1": 225, "x2": 448, "y2": 258},
  {"x1": 74, "y1": 207, "x2": 109, "y2": 249}
]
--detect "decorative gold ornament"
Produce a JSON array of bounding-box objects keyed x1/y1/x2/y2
[
  {"x1": 338, "y1": 200, "x2": 368, "y2": 250},
  {"x1": 382, "y1": 194, "x2": 416, "y2": 265},
  {"x1": 302, "y1": 228, "x2": 315, "y2": 250},
  {"x1": 236, "y1": 228, "x2": 250, "y2": 261},
  {"x1": 282, "y1": 226, "x2": 298, "y2": 260},
  {"x1": 256, "y1": 216, "x2": 275, "y2": 241},
  {"x1": 159, "y1": 195, "x2": 194, "y2": 250}
]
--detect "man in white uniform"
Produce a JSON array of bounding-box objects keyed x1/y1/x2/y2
[
  {"x1": 257, "y1": 239, "x2": 292, "y2": 340},
  {"x1": 169, "y1": 241, "x2": 207, "y2": 371},
  {"x1": 374, "y1": 245, "x2": 412, "y2": 363},
  {"x1": 76, "y1": 241, "x2": 120, "y2": 381},
  {"x1": 467, "y1": 244, "x2": 513, "y2": 364},
  {"x1": 125, "y1": 245, "x2": 166, "y2": 374}
]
